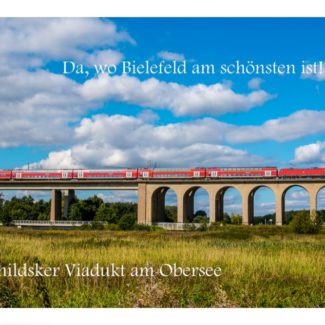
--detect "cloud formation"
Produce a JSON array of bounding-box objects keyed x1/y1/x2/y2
[
  {"x1": 0, "y1": 18, "x2": 133, "y2": 69},
  {"x1": 157, "y1": 51, "x2": 185, "y2": 61},
  {"x1": 79, "y1": 74, "x2": 273, "y2": 116},
  {"x1": 293, "y1": 141, "x2": 325, "y2": 164},
  {"x1": 301, "y1": 61, "x2": 325, "y2": 81}
]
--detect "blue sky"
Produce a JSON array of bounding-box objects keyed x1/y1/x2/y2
[{"x1": 1, "y1": 18, "x2": 325, "y2": 215}]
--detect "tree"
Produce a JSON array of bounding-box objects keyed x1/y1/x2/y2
[
  {"x1": 289, "y1": 210, "x2": 321, "y2": 234},
  {"x1": 118, "y1": 213, "x2": 136, "y2": 230},
  {"x1": 68, "y1": 203, "x2": 82, "y2": 221},
  {"x1": 230, "y1": 213, "x2": 242, "y2": 225},
  {"x1": 1, "y1": 207, "x2": 12, "y2": 226},
  {"x1": 193, "y1": 215, "x2": 209, "y2": 224},
  {"x1": 95, "y1": 204, "x2": 116, "y2": 223},
  {"x1": 164, "y1": 205, "x2": 177, "y2": 222}
]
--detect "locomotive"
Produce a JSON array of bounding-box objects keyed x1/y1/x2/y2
[{"x1": 0, "y1": 167, "x2": 324, "y2": 180}]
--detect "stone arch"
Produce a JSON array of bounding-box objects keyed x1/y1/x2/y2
[
  {"x1": 215, "y1": 186, "x2": 243, "y2": 223},
  {"x1": 248, "y1": 185, "x2": 276, "y2": 225},
  {"x1": 183, "y1": 186, "x2": 210, "y2": 222},
  {"x1": 282, "y1": 184, "x2": 310, "y2": 224},
  {"x1": 316, "y1": 185, "x2": 325, "y2": 215},
  {"x1": 151, "y1": 186, "x2": 177, "y2": 223}
]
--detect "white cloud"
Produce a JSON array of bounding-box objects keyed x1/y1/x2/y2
[
  {"x1": 1, "y1": 190, "x2": 51, "y2": 201},
  {"x1": 284, "y1": 188, "x2": 310, "y2": 210},
  {"x1": 137, "y1": 110, "x2": 160, "y2": 123},
  {"x1": 97, "y1": 191, "x2": 138, "y2": 203},
  {"x1": 227, "y1": 110, "x2": 325, "y2": 143},
  {"x1": 0, "y1": 18, "x2": 133, "y2": 69},
  {"x1": 26, "y1": 108, "x2": 325, "y2": 169},
  {"x1": 157, "y1": 51, "x2": 185, "y2": 61},
  {"x1": 27, "y1": 114, "x2": 268, "y2": 169},
  {"x1": 26, "y1": 150, "x2": 82, "y2": 170},
  {"x1": 0, "y1": 70, "x2": 91, "y2": 147},
  {"x1": 301, "y1": 61, "x2": 325, "y2": 81},
  {"x1": 0, "y1": 18, "x2": 134, "y2": 148},
  {"x1": 79, "y1": 74, "x2": 273, "y2": 116},
  {"x1": 248, "y1": 77, "x2": 264, "y2": 89},
  {"x1": 293, "y1": 141, "x2": 325, "y2": 164},
  {"x1": 86, "y1": 49, "x2": 124, "y2": 67}
]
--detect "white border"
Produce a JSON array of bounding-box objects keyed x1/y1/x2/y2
[
  {"x1": 1, "y1": 0, "x2": 325, "y2": 17},
  {"x1": 0, "y1": 0, "x2": 324, "y2": 323},
  {"x1": 0, "y1": 309, "x2": 323, "y2": 325}
]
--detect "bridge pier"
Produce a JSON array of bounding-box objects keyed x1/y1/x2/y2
[
  {"x1": 63, "y1": 189, "x2": 75, "y2": 219},
  {"x1": 50, "y1": 190, "x2": 62, "y2": 222},
  {"x1": 307, "y1": 185, "x2": 319, "y2": 220},
  {"x1": 137, "y1": 183, "x2": 147, "y2": 224},
  {"x1": 275, "y1": 191, "x2": 284, "y2": 225}
]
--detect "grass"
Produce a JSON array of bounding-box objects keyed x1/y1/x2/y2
[{"x1": 0, "y1": 226, "x2": 324, "y2": 307}]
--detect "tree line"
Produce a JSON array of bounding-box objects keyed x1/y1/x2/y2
[{"x1": 1, "y1": 193, "x2": 325, "y2": 228}]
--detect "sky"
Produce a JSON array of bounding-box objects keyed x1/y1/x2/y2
[{"x1": 1, "y1": 18, "x2": 325, "y2": 215}]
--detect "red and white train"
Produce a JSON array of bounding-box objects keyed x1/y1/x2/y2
[{"x1": 0, "y1": 167, "x2": 324, "y2": 180}]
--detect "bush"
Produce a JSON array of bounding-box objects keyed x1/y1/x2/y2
[
  {"x1": 118, "y1": 213, "x2": 137, "y2": 230},
  {"x1": 104, "y1": 223, "x2": 120, "y2": 231},
  {"x1": 0, "y1": 208, "x2": 12, "y2": 226},
  {"x1": 90, "y1": 221, "x2": 105, "y2": 230},
  {"x1": 230, "y1": 213, "x2": 242, "y2": 225},
  {"x1": 289, "y1": 210, "x2": 321, "y2": 234},
  {"x1": 193, "y1": 215, "x2": 209, "y2": 224}
]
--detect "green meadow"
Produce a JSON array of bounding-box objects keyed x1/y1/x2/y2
[{"x1": 0, "y1": 226, "x2": 324, "y2": 308}]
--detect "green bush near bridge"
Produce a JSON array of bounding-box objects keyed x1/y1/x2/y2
[{"x1": 0, "y1": 226, "x2": 324, "y2": 308}]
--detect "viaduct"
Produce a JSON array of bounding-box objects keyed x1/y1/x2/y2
[{"x1": 1, "y1": 178, "x2": 324, "y2": 225}]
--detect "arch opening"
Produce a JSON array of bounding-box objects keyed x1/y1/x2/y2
[
  {"x1": 283, "y1": 185, "x2": 310, "y2": 225},
  {"x1": 216, "y1": 187, "x2": 242, "y2": 224},
  {"x1": 250, "y1": 186, "x2": 275, "y2": 225},
  {"x1": 183, "y1": 187, "x2": 209, "y2": 223},
  {"x1": 316, "y1": 187, "x2": 325, "y2": 223},
  {"x1": 151, "y1": 187, "x2": 177, "y2": 223}
]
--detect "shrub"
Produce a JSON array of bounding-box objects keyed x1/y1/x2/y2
[
  {"x1": 289, "y1": 210, "x2": 321, "y2": 234},
  {"x1": 118, "y1": 213, "x2": 137, "y2": 230},
  {"x1": 193, "y1": 215, "x2": 209, "y2": 224},
  {"x1": 90, "y1": 221, "x2": 105, "y2": 230},
  {"x1": 198, "y1": 222, "x2": 208, "y2": 232},
  {"x1": 104, "y1": 223, "x2": 120, "y2": 231},
  {"x1": 230, "y1": 213, "x2": 242, "y2": 225},
  {"x1": 0, "y1": 207, "x2": 12, "y2": 226}
]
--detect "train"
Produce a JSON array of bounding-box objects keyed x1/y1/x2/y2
[{"x1": 0, "y1": 167, "x2": 324, "y2": 180}]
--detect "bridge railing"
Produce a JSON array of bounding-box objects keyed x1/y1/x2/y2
[
  {"x1": 11, "y1": 220, "x2": 93, "y2": 226},
  {"x1": 152, "y1": 222, "x2": 205, "y2": 230}
]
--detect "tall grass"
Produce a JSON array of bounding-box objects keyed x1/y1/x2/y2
[{"x1": 0, "y1": 226, "x2": 324, "y2": 307}]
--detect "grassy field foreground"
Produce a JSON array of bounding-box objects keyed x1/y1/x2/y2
[{"x1": 0, "y1": 226, "x2": 324, "y2": 308}]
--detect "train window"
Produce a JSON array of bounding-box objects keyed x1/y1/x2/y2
[
  {"x1": 126, "y1": 172, "x2": 132, "y2": 178},
  {"x1": 211, "y1": 171, "x2": 217, "y2": 177},
  {"x1": 193, "y1": 171, "x2": 200, "y2": 177},
  {"x1": 78, "y1": 171, "x2": 83, "y2": 178},
  {"x1": 62, "y1": 172, "x2": 68, "y2": 178},
  {"x1": 265, "y1": 170, "x2": 271, "y2": 176},
  {"x1": 143, "y1": 172, "x2": 149, "y2": 178},
  {"x1": 16, "y1": 173, "x2": 22, "y2": 179}
]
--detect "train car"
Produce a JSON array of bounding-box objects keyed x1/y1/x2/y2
[
  {"x1": 206, "y1": 167, "x2": 277, "y2": 178},
  {"x1": 137, "y1": 169, "x2": 154, "y2": 178},
  {"x1": 0, "y1": 170, "x2": 12, "y2": 179},
  {"x1": 12, "y1": 170, "x2": 73, "y2": 179},
  {"x1": 151, "y1": 168, "x2": 206, "y2": 178},
  {"x1": 73, "y1": 169, "x2": 138, "y2": 179},
  {"x1": 279, "y1": 168, "x2": 325, "y2": 178}
]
